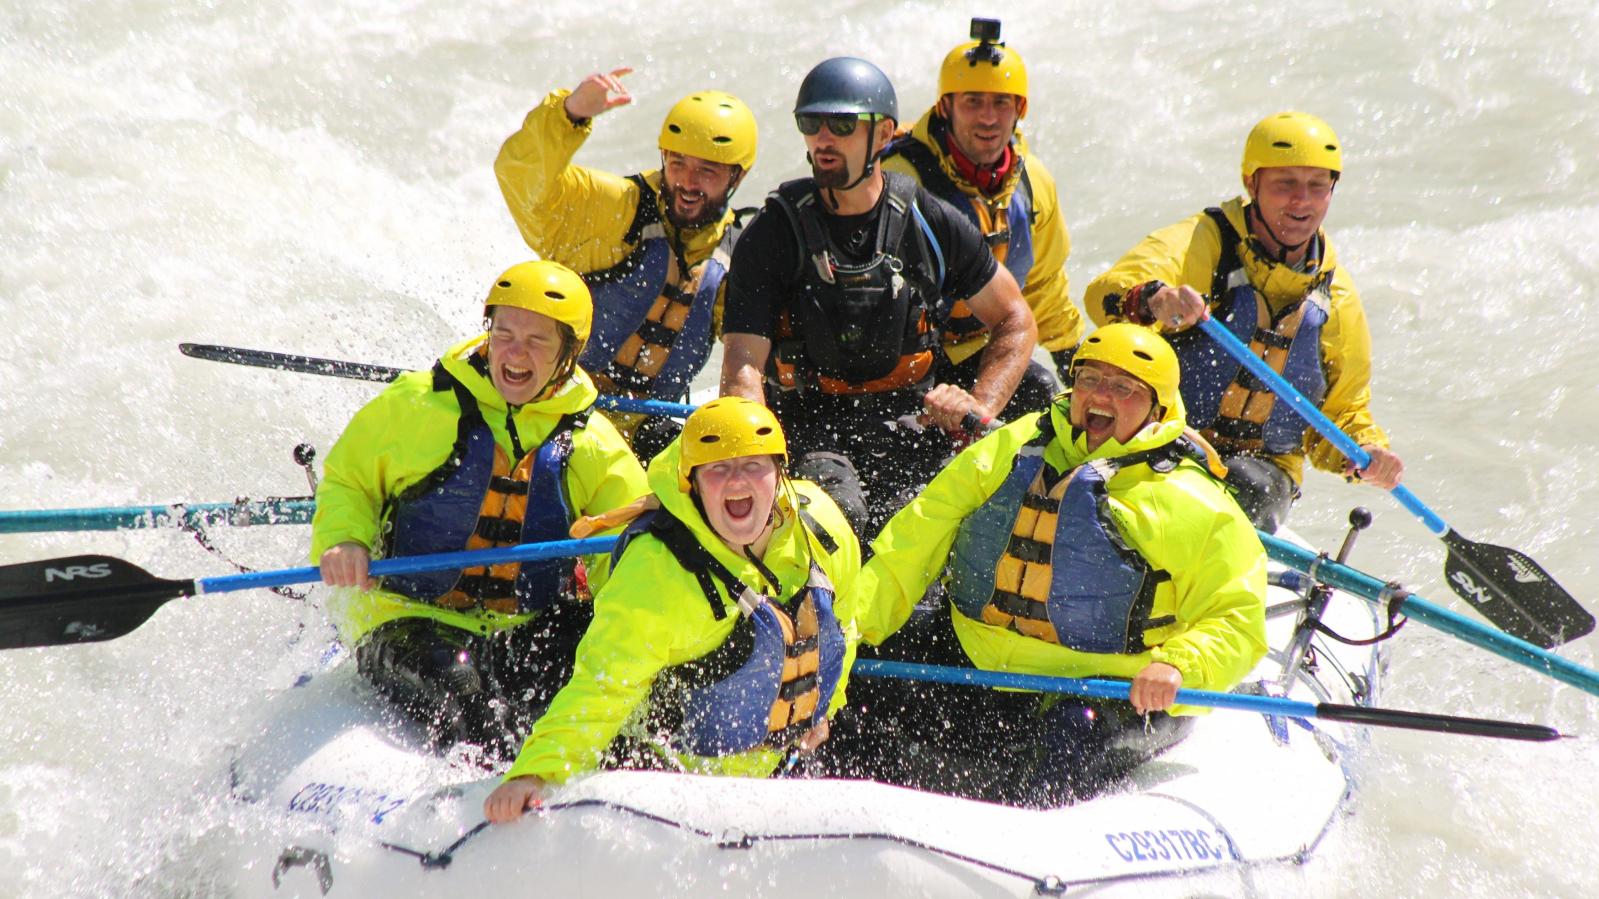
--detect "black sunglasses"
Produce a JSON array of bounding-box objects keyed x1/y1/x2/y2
[{"x1": 795, "y1": 113, "x2": 874, "y2": 137}]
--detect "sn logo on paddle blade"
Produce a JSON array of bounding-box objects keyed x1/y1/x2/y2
[{"x1": 44, "y1": 563, "x2": 113, "y2": 582}]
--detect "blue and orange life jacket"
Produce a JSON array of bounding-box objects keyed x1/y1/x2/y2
[
  {"x1": 948, "y1": 414, "x2": 1199, "y2": 654},
  {"x1": 382, "y1": 360, "x2": 583, "y2": 615},
  {"x1": 580, "y1": 173, "x2": 737, "y2": 403},
  {"x1": 1167, "y1": 208, "x2": 1330, "y2": 456},
  {"x1": 613, "y1": 506, "x2": 847, "y2": 757}
]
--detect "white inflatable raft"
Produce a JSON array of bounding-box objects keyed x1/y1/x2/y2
[{"x1": 230, "y1": 535, "x2": 1384, "y2": 898}]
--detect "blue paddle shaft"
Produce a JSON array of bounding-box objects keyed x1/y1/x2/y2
[
  {"x1": 595, "y1": 396, "x2": 697, "y2": 418},
  {"x1": 1196, "y1": 315, "x2": 1447, "y2": 536},
  {"x1": 854, "y1": 659, "x2": 1321, "y2": 718},
  {"x1": 192, "y1": 536, "x2": 621, "y2": 595}
]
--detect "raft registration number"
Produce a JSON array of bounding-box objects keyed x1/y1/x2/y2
[
  {"x1": 287, "y1": 780, "x2": 406, "y2": 825},
  {"x1": 1104, "y1": 828, "x2": 1228, "y2": 863}
]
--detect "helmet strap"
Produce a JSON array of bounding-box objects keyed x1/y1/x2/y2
[
  {"x1": 532, "y1": 328, "x2": 582, "y2": 403},
  {"x1": 1244, "y1": 177, "x2": 1310, "y2": 265}
]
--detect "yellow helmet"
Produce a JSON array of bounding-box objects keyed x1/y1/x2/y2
[
  {"x1": 678, "y1": 397, "x2": 788, "y2": 492},
  {"x1": 1241, "y1": 111, "x2": 1343, "y2": 188},
  {"x1": 1072, "y1": 324, "x2": 1181, "y2": 417},
  {"x1": 658, "y1": 91, "x2": 758, "y2": 171},
  {"x1": 938, "y1": 32, "x2": 1028, "y2": 119},
  {"x1": 483, "y1": 260, "x2": 593, "y2": 346}
]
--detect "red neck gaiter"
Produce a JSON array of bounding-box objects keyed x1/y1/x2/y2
[{"x1": 943, "y1": 132, "x2": 1015, "y2": 196}]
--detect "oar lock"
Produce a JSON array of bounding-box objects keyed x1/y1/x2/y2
[{"x1": 1277, "y1": 507, "x2": 1403, "y2": 691}]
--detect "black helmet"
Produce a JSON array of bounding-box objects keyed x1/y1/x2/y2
[{"x1": 794, "y1": 57, "x2": 898, "y2": 122}]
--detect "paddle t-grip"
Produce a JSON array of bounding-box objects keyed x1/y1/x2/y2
[
  {"x1": 293, "y1": 443, "x2": 319, "y2": 493},
  {"x1": 1336, "y1": 507, "x2": 1372, "y2": 565}
]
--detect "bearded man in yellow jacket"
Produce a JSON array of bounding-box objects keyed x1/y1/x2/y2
[
  {"x1": 881, "y1": 18, "x2": 1082, "y2": 414},
  {"x1": 1083, "y1": 112, "x2": 1403, "y2": 532},
  {"x1": 826, "y1": 324, "x2": 1267, "y2": 806},
  {"x1": 313, "y1": 261, "x2": 647, "y2": 754},
  {"x1": 484, "y1": 397, "x2": 861, "y2": 823},
  {"x1": 496, "y1": 68, "x2": 758, "y2": 459}
]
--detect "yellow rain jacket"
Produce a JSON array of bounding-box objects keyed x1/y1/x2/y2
[
  {"x1": 881, "y1": 108, "x2": 1082, "y2": 362},
  {"x1": 855, "y1": 398, "x2": 1267, "y2": 710},
  {"x1": 504, "y1": 441, "x2": 862, "y2": 784},
  {"x1": 495, "y1": 89, "x2": 737, "y2": 335},
  {"x1": 310, "y1": 335, "x2": 647, "y2": 644},
  {"x1": 1083, "y1": 197, "x2": 1387, "y2": 483}
]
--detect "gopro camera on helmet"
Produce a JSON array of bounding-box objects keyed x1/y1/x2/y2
[{"x1": 966, "y1": 18, "x2": 1005, "y2": 66}]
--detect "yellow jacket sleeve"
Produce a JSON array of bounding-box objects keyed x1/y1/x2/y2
[
  {"x1": 310, "y1": 374, "x2": 448, "y2": 561},
  {"x1": 563, "y1": 413, "x2": 648, "y2": 592},
  {"x1": 504, "y1": 539, "x2": 725, "y2": 784},
  {"x1": 853, "y1": 421, "x2": 1032, "y2": 645},
  {"x1": 1113, "y1": 468, "x2": 1269, "y2": 692},
  {"x1": 1083, "y1": 211, "x2": 1222, "y2": 327},
  {"x1": 1306, "y1": 267, "x2": 1389, "y2": 474},
  {"x1": 494, "y1": 90, "x2": 644, "y2": 272},
  {"x1": 809, "y1": 491, "x2": 864, "y2": 719},
  {"x1": 1017, "y1": 155, "x2": 1083, "y2": 351}
]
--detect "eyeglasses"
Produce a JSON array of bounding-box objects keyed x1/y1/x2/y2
[
  {"x1": 1073, "y1": 369, "x2": 1152, "y2": 403},
  {"x1": 794, "y1": 113, "x2": 874, "y2": 137}
]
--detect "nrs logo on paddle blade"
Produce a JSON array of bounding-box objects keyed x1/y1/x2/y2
[
  {"x1": 1450, "y1": 570, "x2": 1493, "y2": 605},
  {"x1": 44, "y1": 563, "x2": 113, "y2": 582}
]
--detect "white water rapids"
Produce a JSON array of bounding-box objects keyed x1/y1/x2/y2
[{"x1": 3, "y1": 1, "x2": 1597, "y2": 895}]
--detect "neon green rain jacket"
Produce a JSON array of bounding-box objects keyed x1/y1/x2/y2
[
  {"x1": 495, "y1": 90, "x2": 738, "y2": 335},
  {"x1": 1083, "y1": 197, "x2": 1388, "y2": 484},
  {"x1": 504, "y1": 441, "x2": 862, "y2": 784},
  {"x1": 882, "y1": 107, "x2": 1082, "y2": 362},
  {"x1": 310, "y1": 335, "x2": 647, "y2": 644},
  {"x1": 855, "y1": 397, "x2": 1268, "y2": 712}
]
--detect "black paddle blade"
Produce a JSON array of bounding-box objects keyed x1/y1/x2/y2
[
  {"x1": 179, "y1": 343, "x2": 403, "y2": 383},
  {"x1": 0, "y1": 554, "x2": 193, "y2": 650},
  {"x1": 1317, "y1": 702, "x2": 1562, "y2": 742},
  {"x1": 1442, "y1": 530, "x2": 1594, "y2": 649}
]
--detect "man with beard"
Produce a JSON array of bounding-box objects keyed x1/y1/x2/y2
[
  {"x1": 1083, "y1": 111, "x2": 1402, "y2": 532},
  {"x1": 882, "y1": 18, "x2": 1082, "y2": 415},
  {"x1": 497, "y1": 68, "x2": 759, "y2": 459},
  {"x1": 720, "y1": 57, "x2": 1036, "y2": 537}
]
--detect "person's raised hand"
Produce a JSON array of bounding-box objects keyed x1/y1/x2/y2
[{"x1": 564, "y1": 67, "x2": 634, "y2": 122}]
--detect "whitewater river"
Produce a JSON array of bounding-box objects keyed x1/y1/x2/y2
[{"x1": 3, "y1": 1, "x2": 1597, "y2": 895}]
